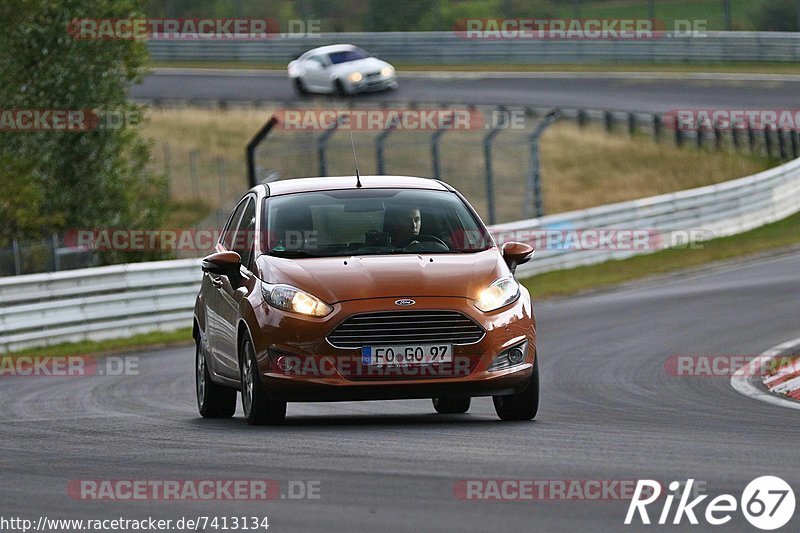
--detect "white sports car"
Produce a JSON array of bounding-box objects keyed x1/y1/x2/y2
[{"x1": 287, "y1": 44, "x2": 398, "y2": 96}]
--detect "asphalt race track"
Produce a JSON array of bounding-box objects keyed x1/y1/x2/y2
[
  {"x1": 2, "y1": 250, "x2": 798, "y2": 532},
  {"x1": 131, "y1": 69, "x2": 800, "y2": 112}
]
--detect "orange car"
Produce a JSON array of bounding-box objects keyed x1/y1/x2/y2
[{"x1": 193, "y1": 176, "x2": 537, "y2": 425}]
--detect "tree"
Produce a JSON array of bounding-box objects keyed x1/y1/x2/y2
[{"x1": 0, "y1": 0, "x2": 168, "y2": 263}]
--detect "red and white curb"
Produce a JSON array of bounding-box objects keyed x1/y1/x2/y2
[
  {"x1": 731, "y1": 337, "x2": 800, "y2": 410},
  {"x1": 763, "y1": 354, "x2": 800, "y2": 400}
]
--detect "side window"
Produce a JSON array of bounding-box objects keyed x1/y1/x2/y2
[
  {"x1": 307, "y1": 55, "x2": 325, "y2": 67},
  {"x1": 221, "y1": 199, "x2": 248, "y2": 250},
  {"x1": 231, "y1": 198, "x2": 256, "y2": 270}
]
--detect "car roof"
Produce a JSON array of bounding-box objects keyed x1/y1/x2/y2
[
  {"x1": 301, "y1": 44, "x2": 361, "y2": 57},
  {"x1": 261, "y1": 175, "x2": 450, "y2": 196}
]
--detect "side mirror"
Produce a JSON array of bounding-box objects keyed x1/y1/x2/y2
[
  {"x1": 202, "y1": 251, "x2": 241, "y2": 276},
  {"x1": 502, "y1": 242, "x2": 534, "y2": 274}
]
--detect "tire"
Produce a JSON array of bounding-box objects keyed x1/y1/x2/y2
[
  {"x1": 293, "y1": 77, "x2": 308, "y2": 96},
  {"x1": 240, "y1": 336, "x2": 286, "y2": 426},
  {"x1": 196, "y1": 342, "x2": 236, "y2": 418},
  {"x1": 334, "y1": 79, "x2": 347, "y2": 97},
  {"x1": 432, "y1": 396, "x2": 471, "y2": 414},
  {"x1": 493, "y1": 353, "x2": 539, "y2": 421}
]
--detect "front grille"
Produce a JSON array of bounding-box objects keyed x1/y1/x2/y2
[{"x1": 327, "y1": 310, "x2": 485, "y2": 349}]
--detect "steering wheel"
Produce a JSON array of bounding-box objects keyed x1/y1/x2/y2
[{"x1": 412, "y1": 234, "x2": 448, "y2": 247}]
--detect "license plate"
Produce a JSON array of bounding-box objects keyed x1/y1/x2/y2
[{"x1": 361, "y1": 344, "x2": 452, "y2": 366}]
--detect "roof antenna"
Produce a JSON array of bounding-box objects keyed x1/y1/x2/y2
[{"x1": 349, "y1": 132, "x2": 362, "y2": 188}]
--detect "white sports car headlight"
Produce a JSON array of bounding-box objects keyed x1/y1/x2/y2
[
  {"x1": 474, "y1": 277, "x2": 520, "y2": 312},
  {"x1": 262, "y1": 284, "x2": 332, "y2": 317},
  {"x1": 380, "y1": 66, "x2": 394, "y2": 77},
  {"x1": 347, "y1": 72, "x2": 363, "y2": 83}
]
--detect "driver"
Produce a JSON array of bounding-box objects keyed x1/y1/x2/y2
[{"x1": 385, "y1": 206, "x2": 421, "y2": 247}]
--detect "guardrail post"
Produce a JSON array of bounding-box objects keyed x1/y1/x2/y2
[
  {"x1": 765, "y1": 125, "x2": 774, "y2": 159},
  {"x1": 653, "y1": 114, "x2": 662, "y2": 142},
  {"x1": 577, "y1": 109, "x2": 588, "y2": 128},
  {"x1": 189, "y1": 149, "x2": 199, "y2": 197},
  {"x1": 778, "y1": 129, "x2": 789, "y2": 160},
  {"x1": 12, "y1": 238, "x2": 21, "y2": 276},
  {"x1": 525, "y1": 109, "x2": 560, "y2": 219},
  {"x1": 52, "y1": 234, "x2": 60, "y2": 271},
  {"x1": 431, "y1": 112, "x2": 454, "y2": 181},
  {"x1": 628, "y1": 113, "x2": 637, "y2": 137},
  {"x1": 162, "y1": 143, "x2": 172, "y2": 179},
  {"x1": 375, "y1": 115, "x2": 400, "y2": 175},
  {"x1": 604, "y1": 111, "x2": 614, "y2": 133}
]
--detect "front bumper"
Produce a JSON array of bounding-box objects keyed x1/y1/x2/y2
[
  {"x1": 251, "y1": 293, "x2": 536, "y2": 402},
  {"x1": 346, "y1": 75, "x2": 398, "y2": 93}
]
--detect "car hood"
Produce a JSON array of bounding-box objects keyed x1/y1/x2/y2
[
  {"x1": 329, "y1": 57, "x2": 390, "y2": 75},
  {"x1": 257, "y1": 249, "x2": 506, "y2": 304}
]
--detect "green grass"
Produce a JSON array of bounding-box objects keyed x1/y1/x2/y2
[
  {"x1": 550, "y1": 0, "x2": 767, "y2": 31},
  {"x1": 522, "y1": 209, "x2": 800, "y2": 298},
  {"x1": 149, "y1": 61, "x2": 800, "y2": 75},
  {"x1": 4, "y1": 328, "x2": 193, "y2": 358}
]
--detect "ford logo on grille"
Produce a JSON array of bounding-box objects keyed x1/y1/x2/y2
[{"x1": 394, "y1": 299, "x2": 416, "y2": 306}]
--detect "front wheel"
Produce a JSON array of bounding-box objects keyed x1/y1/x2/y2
[
  {"x1": 241, "y1": 337, "x2": 286, "y2": 426},
  {"x1": 293, "y1": 77, "x2": 308, "y2": 96},
  {"x1": 196, "y1": 342, "x2": 236, "y2": 418},
  {"x1": 493, "y1": 354, "x2": 539, "y2": 421},
  {"x1": 432, "y1": 396, "x2": 471, "y2": 414}
]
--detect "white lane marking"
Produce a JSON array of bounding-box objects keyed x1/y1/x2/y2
[
  {"x1": 730, "y1": 337, "x2": 800, "y2": 410},
  {"x1": 150, "y1": 68, "x2": 800, "y2": 82}
]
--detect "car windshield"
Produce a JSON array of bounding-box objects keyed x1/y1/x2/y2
[
  {"x1": 328, "y1": 48, "x2": 369, "y2": 64},
  {"x1": 263, "y1": 188, "x2": 493, "y2": 258}
]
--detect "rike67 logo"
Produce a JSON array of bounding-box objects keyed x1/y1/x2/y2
[{"x1": 626, "y1": 477, "x2": 795, "y2": 530}]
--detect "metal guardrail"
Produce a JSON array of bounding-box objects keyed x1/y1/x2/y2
[
  {"x1": 146, "y1": 31, "x2": 800, "y2": 64},
  {"x1": 1, "y1": 156, "x2": 799, "y2": 353}
]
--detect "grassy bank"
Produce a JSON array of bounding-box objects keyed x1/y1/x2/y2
[
  {"x1": 141, "y1": 106, "x2": 770, "y2": 225},
  {"x1": 521, "y1": 210, "x2": 800, "y2": 298}
]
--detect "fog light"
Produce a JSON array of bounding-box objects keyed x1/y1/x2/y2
[
  {"x1": 508, "y1": 347, "x2": 525, "y2": 365},
  {"x1": 275, "y1": 356, "x2": 295, "y2": 372}
]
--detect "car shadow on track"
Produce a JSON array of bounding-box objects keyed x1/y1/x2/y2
[{"x1": 187, "y1": 414, "x2": 534, "y2": 429}]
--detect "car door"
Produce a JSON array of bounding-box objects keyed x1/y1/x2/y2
[
  {"x1": 303, "y1": 54, "x2": 331, "y2": 92},
  {"x1": 206, "y1": 198, "x2": 248, "y2": 378},
  {"x1": 215, "y1": 196, "x2": 257, "y2": 379}
]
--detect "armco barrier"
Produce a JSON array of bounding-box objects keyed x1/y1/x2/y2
[
  {"x1": 1, "y1": 157, "x2": 799, "y2": 352},
  {"x1": 146, "y1": 31, "x2": 800, "y2": 64}
]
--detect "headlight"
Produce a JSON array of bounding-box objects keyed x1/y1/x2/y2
[
  {"x1": 474, "y1": 277, "x2": 520, "y2": 312},
  {"x1": 347, "y1": 72, "x2": 363, "y2": 83},
  {"x1": 262, "y1": 284, "x2": 332, "y2": 317},
  {"x1": 380, "y1": 66, "x2": 394, "y2": 77}
]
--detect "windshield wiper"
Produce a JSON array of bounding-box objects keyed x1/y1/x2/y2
[{"x1": 268, "y1": 249, "x2": 323, "y2": 258}]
